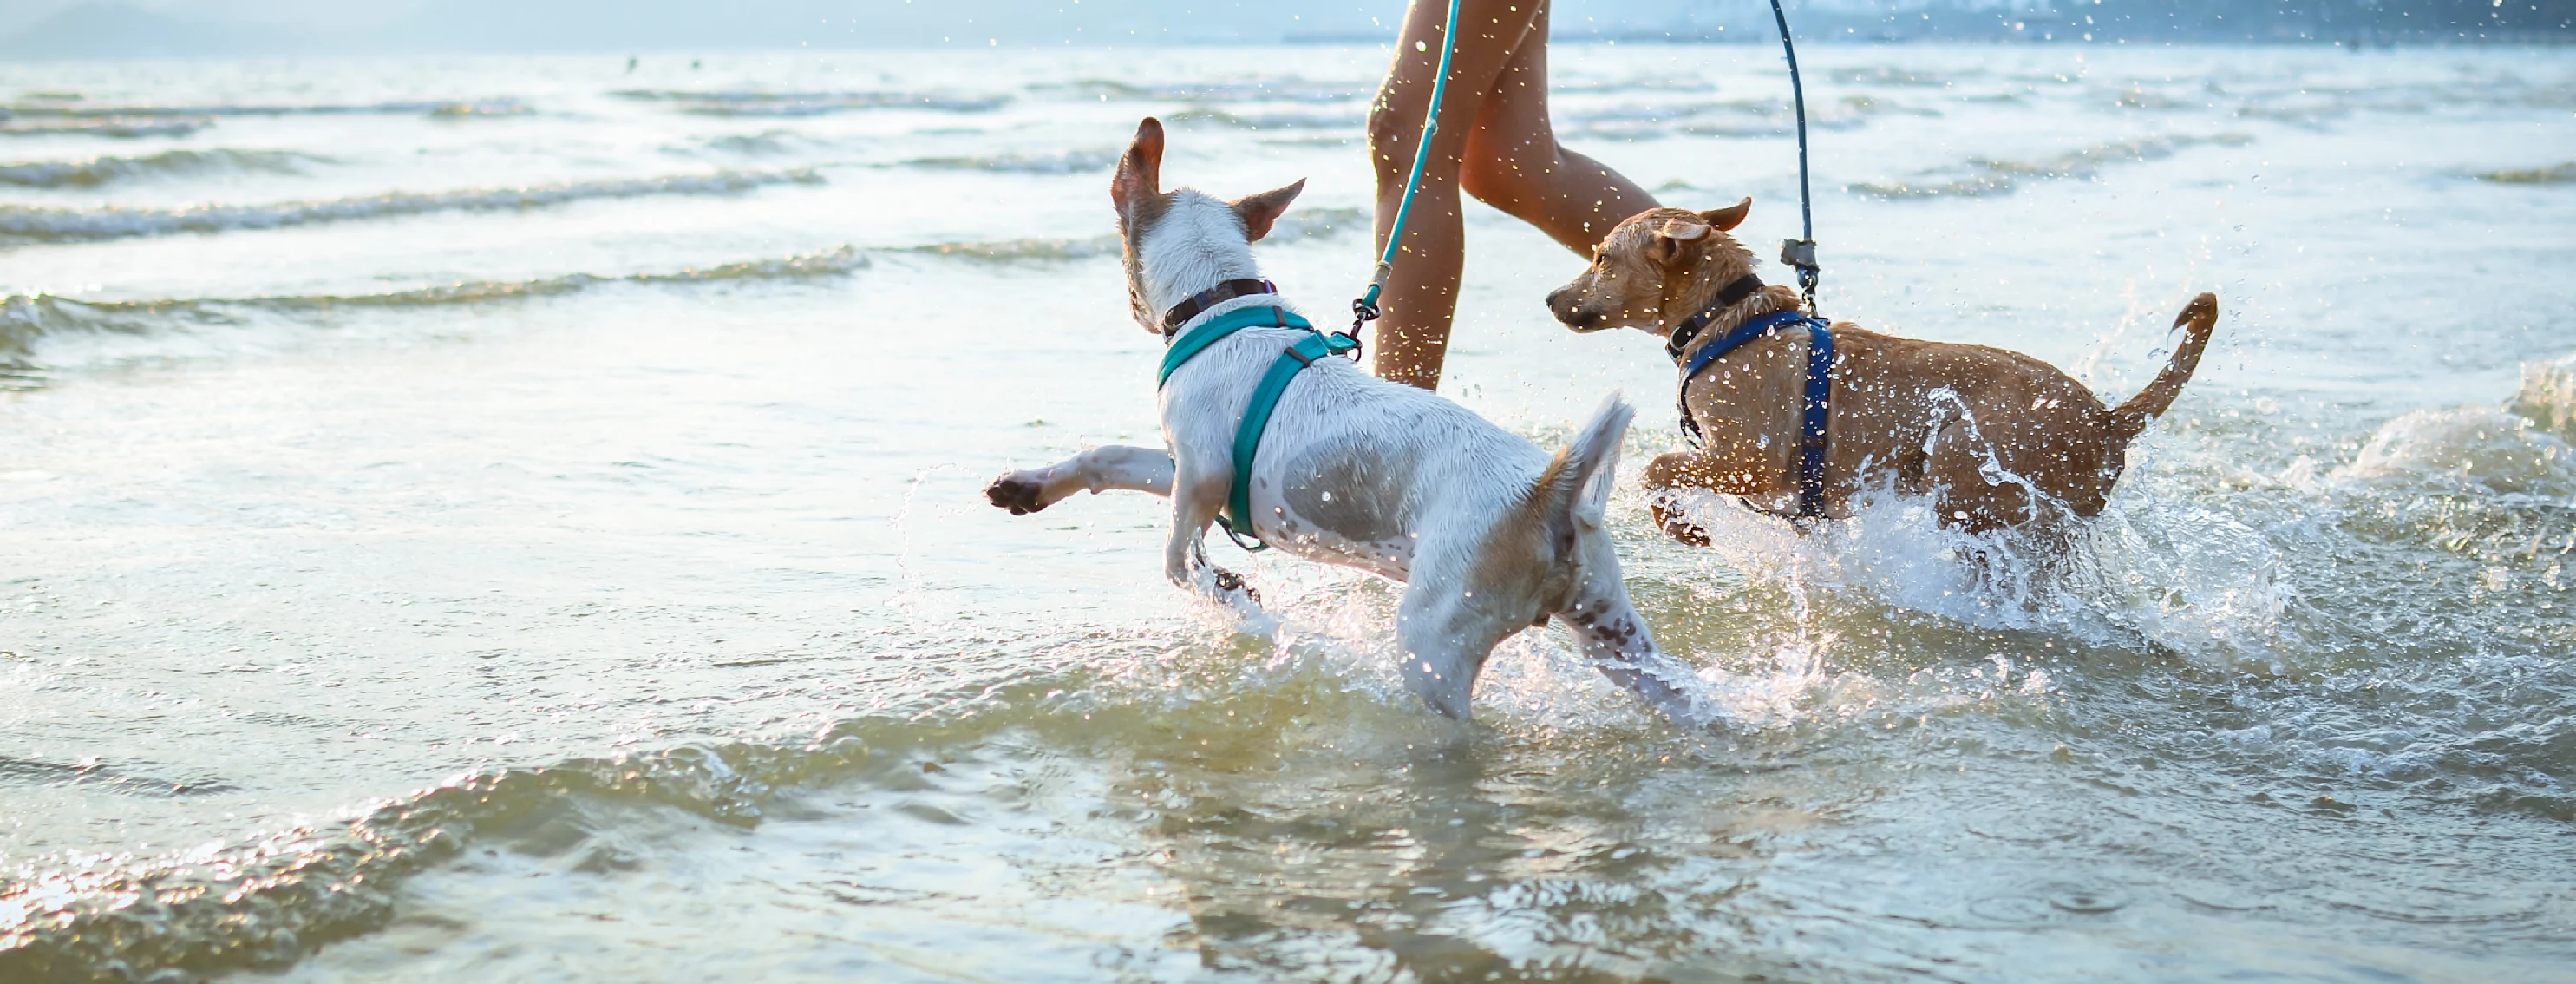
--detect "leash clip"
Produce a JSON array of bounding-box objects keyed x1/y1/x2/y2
[
  {"x1": 1780, "y1": 239, "x2": 1821, "y2": 314},
  {"x1": 1339, "y1": 296, "x2": 1378, "y2": 361}
]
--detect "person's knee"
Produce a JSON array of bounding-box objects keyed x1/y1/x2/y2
[
  {"x1": 1365, "y1": 95, "x2": 1422, "y2": 182},
  {"x1": 1456, "y1": 148, "x2": 1529, "y2": 207},
  {"x1": 1457, "y1": 134, "x2": 1549, "y2": 209}
]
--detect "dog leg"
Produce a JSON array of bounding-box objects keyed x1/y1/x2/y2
[
  {"x1": 1393, "y1": 579, "x2": 1521, "y2": 721},
  {"x1": 1161, "y1": 466, "x2": 1260, "y2": 604},
  {"x1": 1556, "y1": 575, "x2": 1707, "y2": 727},
  {"x1": 1924, "y1": 417, "x2": 2032, "y2": 533},
  {"x1": 985, "y1": 445, "x2": 1174, "y2": 515},
  {"x1": 1643, "y1": 449, "x2": 1775, "y2": 545}
]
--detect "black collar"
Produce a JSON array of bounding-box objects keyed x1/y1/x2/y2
[
  {"x1": 1162, "y1": 279, "x2": 1277, "y2": 337},
  {"x1": 1664, "y1": 273, "x2": 1768, "y2": 361}
]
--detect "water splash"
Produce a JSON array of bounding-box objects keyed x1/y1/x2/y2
[{"x1": 1651, "y1": 466, "x2": 2292, "y2": 668}]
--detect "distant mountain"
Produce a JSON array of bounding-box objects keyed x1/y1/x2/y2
[{"x1": 0, "y1": 2, "x2": 316, "y2": 59}]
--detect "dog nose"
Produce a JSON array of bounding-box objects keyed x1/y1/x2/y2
[{"x1": 1545, "y1": 286, "x2": 1566, "y2": 309}]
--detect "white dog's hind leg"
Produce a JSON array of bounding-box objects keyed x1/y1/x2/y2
[
  {"x1": 1392, "y1": 549, "x2": 1527, "y2": 719},
  {"x1": 1557, "y1": 576, "x2": 1709, "y2": 727},
  {"x1": 986, "y1": 445, "x2": 1175, "y2": 515}
]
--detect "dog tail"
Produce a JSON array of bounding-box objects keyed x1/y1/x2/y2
[
  {"x1": 1526, "y1": 393, "x2": 1634, "y2": 558},
  {"x1": 2105, "y1": 292, "x2": 2219, "y2": 447}
]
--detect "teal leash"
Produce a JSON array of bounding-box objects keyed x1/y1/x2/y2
[{"x1": 1343, "y1": 0, "x2": 1462, "y2": 348}]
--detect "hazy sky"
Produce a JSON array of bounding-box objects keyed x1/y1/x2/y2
[
  {"x1": 0, "y1": 0, "x2": 1788, "y2": 46},
  {"x1": 3, "y1": 1, "x2": 426, "y2": 33}
]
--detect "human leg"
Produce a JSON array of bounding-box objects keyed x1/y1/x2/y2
[
  {"x1": 1458, "y1": 2, "x2": 1660, "y2": 253},
  {"x1": 1367, "y1": 0, "x2": 1657, "y2": 390},
  {"x1": 1366, "y1": 0, "x2": 1542, "y2": 390}
]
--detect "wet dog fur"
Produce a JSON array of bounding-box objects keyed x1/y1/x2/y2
[
  {"x1": 985, "y1": 118, "x2": 1710, "y2": 725},
  {"x1": 1546, "y1": 198, "x2": 2218, "y2": 541}
]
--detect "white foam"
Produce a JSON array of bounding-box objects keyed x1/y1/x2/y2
[
  {"x1": 2510, "y1": 348, "x2": 2576, "y2": 443},
  {"x1": 2334, "y1": 404, "x2": 2576, "y2": 497}
]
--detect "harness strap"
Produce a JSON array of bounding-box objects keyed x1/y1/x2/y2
[
  {"x1": 1796, "y1": 320, "x2": 1834, "y2": 518},
  {"x1": 1675, "y1": 309, "x2": 1835, "y2": 520},
  {"x1": 1156, "y1": 303, "x2": 1356, "y2": 550}
]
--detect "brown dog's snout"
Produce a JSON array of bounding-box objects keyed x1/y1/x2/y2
[{"x1": 1546, "y1": 285, "x2": 1601, "y2": 329}]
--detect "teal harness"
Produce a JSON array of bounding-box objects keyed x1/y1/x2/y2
[{"x1": 1158, "y1": 303, "x2": 1357, "y2": 551}]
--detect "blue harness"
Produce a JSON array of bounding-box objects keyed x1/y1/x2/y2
[
  {"x1": 1158, "y1": 303, "x2": 1357, "y2": 551},
  {"x1": 1670, "y1": 307, "x2": 1836, "y2": 519}
]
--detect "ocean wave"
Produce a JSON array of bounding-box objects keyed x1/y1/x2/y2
[
  {"x1": 2331, "y1": 405, "x2": 2576, "y2": 498},
  {"x1": 896, "y1": 206, "x2": 1363, "y2": 265},
  {"x1": 0, "y1": 168, "x2": 821, "y2": 244},
  {"x1": 2477, "y1": 161, "x2": 2576, "y2": 185},
  {"x1": 1834, "y1": 93, "x2": 1943, "y2": 118},
  {"x1": 900, "y1": 149, "x2": 1120, "y2": 174},
  {"x1": 1069, "y1": 77, "x2": 1363, "y2": 104},
  {"x1": 611, "y1": 89, "x2": 1006, "y2": 115},
  {"x1": 1166, "y1": 107, "x2": 1366, "y2": 131},
  {"x1": 0, "y1": 117, "x2": 210, "y2": 139},
  {"x1": 0, "y1": 246, "x2": 868, "y2": 368},
  {"x1": 0, "y1": 686, "x2": 1102, "y2": 983},
  {"x1": 2511, "y1": 350, "x2": 2576, "y2": 442},
  {"x1": 1554, "y1": 76, "x2": 1721, "y2": 95},
  {"x1": 1268, "y1": 205, "x2": 1368, "y2": 240},
  {"x1": 1827, "y1": 65, "x2": 1957, "y2": 87},
  {"x1": 0, "y1": 148, "x2": 317, "y2": 188},
  {"x1": 1559, "y1": 100, "x2": 1775, "y2": 126},
  {"x1": 0, "y1": 98, "x2": 527, "y2": 120},
  {"x1": 1850, "y1": 132, "x2": 2254, "y2": 200},
  {"x1": 901, "y1": 235, "x2": 1121, "y2": 263},
  {"x1": 1560, "y1": 97, "x2": 1904, "y2": 141},
  {"x1": 690, "y1": 130, "x2": 807, "y2": 155}
]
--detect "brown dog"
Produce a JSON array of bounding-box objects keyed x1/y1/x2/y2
[{"x1": 1545, "y1": 198, "x2": 2217, "y2": 540}]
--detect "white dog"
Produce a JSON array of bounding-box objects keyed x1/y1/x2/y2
[{"x1": 984, "y1": 117, "x2": 1706, "y2": 725}]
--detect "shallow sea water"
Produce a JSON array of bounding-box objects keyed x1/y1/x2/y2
[{"x1": 2, "y1": 41, "x2": 2574, "y2": 983}]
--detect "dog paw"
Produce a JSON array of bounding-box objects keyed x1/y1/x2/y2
[
  {"x1": 984, "y1": 473, "x2": 1049, "y2": 515},
  {"x1": 1208, "y1": 566, "x2": 1261, "y2": 604},
  {"x1": 1651, "y1": 500, "x2": 1712, "y2": 548}
]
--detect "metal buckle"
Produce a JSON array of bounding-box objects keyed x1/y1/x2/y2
[
  {"x1": 1341, "y1": 298, "x2": 1378, "y2": 361},
  {"x1": 1780, "y1": 239, "x2": 1821, "y2": 312}
]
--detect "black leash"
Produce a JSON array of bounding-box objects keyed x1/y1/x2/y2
[{"x1": 1768, "y1": 0, "x2": 1821, "y2": 313}]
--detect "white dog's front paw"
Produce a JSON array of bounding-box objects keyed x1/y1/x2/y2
[{"x1": 984, "y1": 471, "x2": 1051, "y2": 515}]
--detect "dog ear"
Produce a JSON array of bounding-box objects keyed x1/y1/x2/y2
[
  {"x1": 1702, "y1": 196, "x2": 1752, "y2": 232},
  {"x1": 1112, "y1": 117, "x2": 1164, "y2": 219},
  {"x1": 1648, "y1": 214, "x2": 1710, "y2": 266},
  {"x1": 1230, "y1": 178, "x2": 1304, "y2": 243}
]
